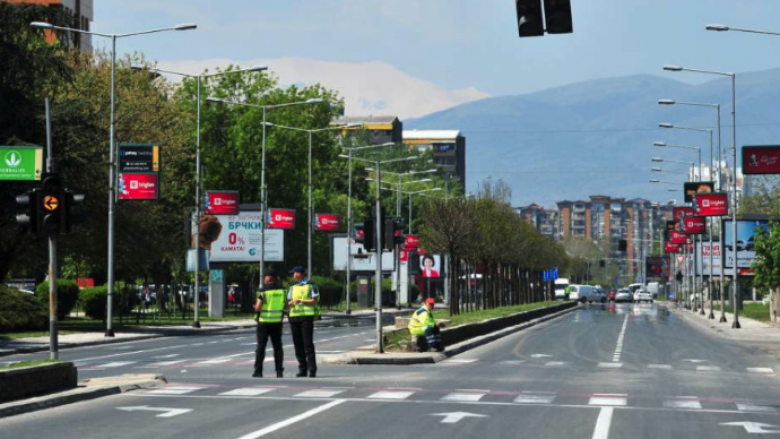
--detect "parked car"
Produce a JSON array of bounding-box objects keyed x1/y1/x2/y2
[
  {"x1": 633, "y1": 290, "x2": 653, "y2": 303},
  {"x1": 615, "y1": 288, "x2": 633, "y2": 303}
]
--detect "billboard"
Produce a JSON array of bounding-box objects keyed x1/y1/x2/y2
[
  {"x1": 331, "y1": 236, "x2": 395, "y2": 272},
  {"x1": 683, "y1": 216, "x2": 707, "y2": 235},
  {"x1": 695, "y1": 242, "x2": 736, "y2": 276},
  {"x1": 743, "y1": 145, "x2": 780, "y2": 175},
  {"x1": 0, "y1": 146, "x2": 43, "y2": 181},
  {"x1": 670, "y1": 230, "x2": 688, "y2": 244},
  {"x1": 118, "y1": 144, "x2": 159, "y2": 172},
  {"x1": 418, "y1": 254, "x2": 442, "y2": 278},
  {"x1": 193, "y1": 211, "x2": 284, "y2": 262},
  {"x1": 204, "y1": 191, "x2": 239, "y2": 215},
  {"x1": 665, "y1": 242, "x2": 681, "y2": 253},
  {"x1": 315, "y1": 213, "x2": 340, "y2": 232},
  {"x1": 645, "y1": 257, "x2": 670, "y2": 278},
  {"x1": 723, "y1": 219, "x2": 769, "y2": 269},
  {"x1": 694, "y1": 192, "x2": 729, "y2": 217},
  {"x1": 673, "y1": 206, "x2": 694, "y2": 223},
  {"x1": 684, "y1": 181, "x2": 715, "y2": 203},
  {"x1": 268, "y1": 208, "x2": 296, "y2": 230},
  {"x1": 118, "y1": 173, "x2": 159, "y2": 200}
]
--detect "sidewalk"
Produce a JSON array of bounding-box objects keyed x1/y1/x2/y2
[
  {"x1": 0, "y1": 308, "x2": 415, "y2": 357},
  {"x1": 666, "y1": 302, "x2": 780, "y2": 344}
]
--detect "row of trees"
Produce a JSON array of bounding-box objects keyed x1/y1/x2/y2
[{"x1": 420, "y1": 179, "x2": 569, "y2": 315}]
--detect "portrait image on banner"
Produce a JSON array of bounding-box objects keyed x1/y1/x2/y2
[
  {"x1": 743, "y1": 145, "x2": 780, "y2": 175},
  {"x1": 419, "y1": 254, "x2": 441, "y2": 278},
  {"x1": 684, "y1": 181, "x2": 714, "y2": 203}
]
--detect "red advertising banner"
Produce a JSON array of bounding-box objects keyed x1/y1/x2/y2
[
  {"x1": 683, "y1": 216, "x2": 707, "y2": 235},
  {"x1": 267, "y1": 208, "x2": 296, "y2": 230},
  {"x1": 673, "y1": 206, "x2": 694, "y2": 223},
  {"x1": 315, "y1": 213, "x2": 340, "y2": 231},
  {"x1": 76, "y1": 278, "x2": 94, "y2": 289},
  {"x1": 743, "y1": 145, "x2": 780, "y2": 175},
  {"x1": 693, "y1": 192, "x2": 729, "y2": 216},
  {"x1": 405, "y1": 234, "x2": 419, "y2": 248},
  {"x1": 665, "y1": 242, "x2": 681, "y2": 253},
  {"x1": 670, "y1": 230, "x2": 688, "y2": 244},
  {"x1": 118, "y1": 173, "x2": 159, "y2": 200},
  {"x1": 204, "y1": 191, "x2": 239, "y2": 215}
]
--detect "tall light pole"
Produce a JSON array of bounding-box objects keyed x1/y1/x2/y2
[
  {"x1": 660, "y1": 99, "x2": 722, "y2": 319},
  {"x1": 342, "y1": 142, "x2": 396, "y2": 314},
  {"x1": 206, "y1": 98, "x2": 322, "y2": 287},
  {"x1": 663, "y1": 64, "x2": 740, "y2": 328},
  {"x1": 132, "y1": 65, "x2": 266, "y2": 326},
  {"x1": 31, "y1": 21, "x2": 197, "y2": 337}
]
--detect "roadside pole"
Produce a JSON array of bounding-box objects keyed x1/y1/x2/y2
[
  {"x1": 374, "y1": 161, "x2": 383, "y2": 353},
  {"x1": 45, "y1": 98, "x2": 58, "y2": 360}
]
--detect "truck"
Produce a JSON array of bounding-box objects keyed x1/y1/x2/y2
[{"x1": 554, "y1": 278, "x2": 570, "y2": 300}]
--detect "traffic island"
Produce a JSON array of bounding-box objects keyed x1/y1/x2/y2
[
  {"x1": 320, "y1": 301, "x2": 577, "y2": 365},
  {"x1": 0, "y1": 361, "x2": 76, "y2": 403}
]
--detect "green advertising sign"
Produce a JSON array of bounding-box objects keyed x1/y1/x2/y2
[{"x1": 0, "y1": 146, "x2": 43, "y2": 181}]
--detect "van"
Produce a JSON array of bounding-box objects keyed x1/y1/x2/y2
[{"x1": 569, "y1": 284, "x2": 597, "y2": 303}]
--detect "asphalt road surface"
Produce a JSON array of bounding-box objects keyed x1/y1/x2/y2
[{"x1": 4, "y1": 303, "x2": 780, "y2": 439}]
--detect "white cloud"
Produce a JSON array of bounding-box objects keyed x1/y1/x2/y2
[{"x1": 157, "y1": 57, "x2": 489, "y2": 119}]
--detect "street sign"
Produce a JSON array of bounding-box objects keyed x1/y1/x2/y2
[
  {"x1": 118, "y1": 173, "x2": 159, "y2": 200},
  {"x1": 743, "y1": 145, "x2": 780, "y2": 175},
  {"x1": 204, "y1": 191, "x2": 239, "y2": 215},
  {"x1": 267, "y1": 208, "x2": 296, "y2": 230},
  {"x1": 118, "y1": 144, "x2": 160, "y2": 172},
  {"x1": 0, "y1": 146, "x2": 43, "y2": 181},
  {"x1": 315, "y1": 213, "x2": 340, "y2": 231}
]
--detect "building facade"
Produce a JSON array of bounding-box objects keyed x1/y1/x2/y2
[
  {"x1": 403, "y1": 130, "x2": 466, "y2": 186},
  {"x1": 332, "y1": 115, "x2": 403, "y2": 145},
  {"x1": 515, "y1": 204, "x2": 559, "y2": 240},
  {"x1": 6, "y1": 0, "x2": 93, "y2": 51}
]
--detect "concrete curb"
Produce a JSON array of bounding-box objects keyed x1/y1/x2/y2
[
  {"x1": 320, "y1": 304, "x2": 578, "y2": 365},
  {"x1": 0, "y1": 374, "x2": 166, "y2": 419}
]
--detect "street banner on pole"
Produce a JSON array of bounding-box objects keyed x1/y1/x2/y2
[
  {"x1": 693, "y1": 192, "x2": 729, "y2": 216},
  {"x1": 118, "y1": 144, "x2": 159, "y2": 172},
  {"x1": 722, "y1": 219, "x2": 768, "y2": 269},
  {"x1": 405, "y1": 234, "x2": 420, "y2": 248},
  {"x1": 683, "y1": 216, "x2": 707, "y2": 234},
  {"x1": 117, "y1": 173, "x2": 159, "y2": 200},
  {"x1": 671, "y1": 230, "x2": 687, "y2": 244},
  {"x1": 267, "y1": 208, "x2": 296, "y2": 230},
  {"x1": 0, "y1": 146, "x2": 43, "y2": 181},
  {"x1": 683, "y1": 181, "x2": 715, "y2": 203},
  {"x1": 664, "y1": 242, "x2": 680, "y2": 253},
  {"x1": 201, "y1": 212, "x2": 284, "y2": 263},
  {"x1": 204, "y1": 191, "x2": 239, "y2": 215},
  {"x1": 315, "y1": 213, "x2": 340, "y2": 231},
  {"x1": 118, "y1": 144, "x2": 161, "y2": 201},
  {"x1": 742, "y1": 145, "x2": 780, "y2": 175}
]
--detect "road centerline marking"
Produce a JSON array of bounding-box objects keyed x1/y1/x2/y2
[
  {"x1": 592, "y1": 407, "x2": 614, "y2": 439},
  {"x1": 233, "y1": 400, "x2": 345, "y2": 439}
]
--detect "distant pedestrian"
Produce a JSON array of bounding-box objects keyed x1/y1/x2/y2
[
  {"x1": 287, "y1": 266, "x2": 319, "y2": 378},
  {"x1": 408, "y1": 297, "x2": 444, "y2": 352},
  {"x1": 253, "y1": 270, "x2": 286, "y2": 378}
]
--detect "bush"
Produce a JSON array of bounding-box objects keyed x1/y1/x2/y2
[
  {"x1": 0, "y1": 285, "x2": 47, "y2": 332},
  {"x1": 35, "y1": 280, "x2": 80, "y2": 320},
  {"x1": 80, "y1": 285, "x2": 121, "y2": 321},
  {"x1": 310, "y1": 276, "x2": 343, "y2": 307}
]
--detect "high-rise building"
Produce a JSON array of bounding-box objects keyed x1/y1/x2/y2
[
  {"x1": 403, "y1": 130, "x2": 466, "y2": 186},
  {"x1": 332, "y1": 115, "x2": 403, "y2": 145},
  {"x1": 515, "y1": 204, "x2": 559, "y2": 240},
  {"x1": 6, "y1": 0, "x2": 93, "y2": 51}
]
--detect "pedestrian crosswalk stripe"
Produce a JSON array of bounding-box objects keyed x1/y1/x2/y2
[
  {"x1": 663, "y1": 398, "x2": 701, "y2": 409},
  {"x1": 149, "y1": 386, "x2": 203, "y2": 395},
  {"x1": 696, "y1": 365, "x2": 721, "y2": 372},
  {"x1": 544, "y1": 361, "x2": 567, "y2": 367},
  {"x1": 498, "y1": 360, "x2": 525, "y2": 365},
  {"x1": 647, "y1": 364, "x2": 673, "y2": 370},
  {"x1": 747, "y1": 367, "x2": 774, "y2": 374},
  {"x1": 441, "y1": 359, "x2": 478, "y2": 365},
  {"x1": 94, "y1": 361, "x2": 136, "y2": 368},
  {"x1": 737, "y1": 403, "x2": 777, "y2": 413},
  {"x1": 442, "y1": 392, "x2": 485, "y2": 402},
  {"x1": 514, "y1": 392, "x2": 556, "y2": 404},
  {"x1": 197, "y1": 359, "x2": 232, "y2": 364},
  {"x1": 220, "y1": 388, "x2": 276, "y2": 396},
  {"x1": 368, "y1": 391, "x2": 415, "y2": 400},
  {"x1": 589, "y1": 394, "x2": 627, "y2": 406},
  {"x1": 295, "y1": 389, "x2": 345, "y2": 398},
  {"x1": 598, "y1": 363, "x2": 622, "y2": 369}
]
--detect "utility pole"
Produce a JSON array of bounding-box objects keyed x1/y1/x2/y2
[
  {"x1": 45, "y1": 98, "x2": 58, "y2": 360},
  {"x1": 374, "y1": 161, "x2": 383, "y2": 353}
]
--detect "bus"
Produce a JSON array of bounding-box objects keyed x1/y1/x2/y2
[{"x1": 554, "y1": 278, "x2": 570, "y2": 300}]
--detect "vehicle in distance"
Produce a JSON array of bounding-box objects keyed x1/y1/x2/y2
[
  {"x1": 633, "y1": 289, "x2": 653, "y2": 303},
  {"x1": 615, "y1": 288, "x2": 632, "y2": 303},
  {"x1": 569, "y1": 284, "x2": 600, "y2": 303},
  {"x1": 726, "y1": 240, "x2": 746, "y2": 252},
  {"x1": 607, "y1": 290, "x2": 616, "y2": 302},
  {"x1": 554, "y1": 278, "x2": 570, "y2": 300}
]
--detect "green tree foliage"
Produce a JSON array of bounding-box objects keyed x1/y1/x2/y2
[
  {"x1": 752, "y1": 220, "x2": 780, "y2": 320},
  {"x1": 35, "y1": 279, "x2": 80, "y2": 320},
  {"x1": 0, "y1": 285, "x2": 48, "y2": 332}
]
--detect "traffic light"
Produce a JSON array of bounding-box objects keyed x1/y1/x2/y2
[
  {"x1": 64, "y1": 190, "x2": 86, "y2": 234},
  {"x1": 355, "y1": 220, "x2": 375, "y2": 252},
  {"x1": 394, "y1": 219, "x2": 406, "y2": 246},
  {"x1": 599, "y1": 259, "x2": 605, "y2": 268},
  {"x1": 15, "y1": 189, "x2": 39, "y2": 234},
  {"x1": 515, "y1": 0, "x2": 544, "y2": 37},
  {"x1": 383, "y1": 218, "x2": 407, "y2": 251},
  {"x1": 39, "y1": 173, "x2": 65, "y2": 235},
  {"x1": 408, "y1": 252, "x2": 421, "y2": 276},
  {"x1": 618, "y1": 239, "x2": 627, "y2": 252},
  {"x1": 543, "y1": 0, "x2": 573, "y2": 34}
]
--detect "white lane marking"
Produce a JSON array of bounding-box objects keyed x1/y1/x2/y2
[
  {"x1": 429, "y1": 411, "x2": 488, "y2": 424},
  {"x1": 241, "y1": 343, "x2": 258, "y2": 346},
  {"x1": 514, "y1": 392, "x2": 556, "y2": 404},
  {"x1": 591, "y1": 407, "x2": 614, "y2": 439},
  {"x1": 737, "y1": 403, "x2": 777, "y2": 413},
  {"x1": 747, "y1": 367, "x2": 774, "y2": 374},
  {"x1": 530, "y1": 354, "x2": 552, "y2": 358},
  {"x1": 234, "y1": 400, "x2": 345, "y2": 439},
  {"x1": 136, "y1": 360, "x2": 188, "y2": 368},
  {"x1": 663, "y1": 398, "x2": 702, "y2": 409},
  {"x1": 368, "y1": 391, "x2": 415, "y2": 400},
  {"x1": 94, "y1": 361, "x2": 136, "y2": 368},
  {"x1": 681, "y1": 359, "x2": 707, "y2": 363},
  {"x1": 544, "y1": 361, "x2": 567, "y2": 367},
  {"x1": 598, "y1": 363, "x2": 622, "y2": 369},
  {"x1": 75, "y1": 344, "x2": 190, "y2": 363},
  {"x1": 151, "y1": 354, "x2": 180, "y2": 359},
  {"x1": 149, "y1": 387, "x2": 203, "y2": 395},
  {"x1": 196, "y1": 359, "x2": 232, "y2": 365},
  {"x1": 696, "y1": 365, "x2": 721, "y2": 372},
  {"x1": 191, "y1": 343, "x2": 205, "y2": 346},
  {"x1": 115, "y1": 405, "x2": 192, "y2": 418},
  {"x1": 612, "y1": 314, "x2": 629, "y2": 362},
  {"x1": 207, "y1": 341, "x2": 219, "y2": 344},
  {"x1": 647, "y1": 364, "x2": 672, "y2": 370},
  {"x1": 589, "y1": 394, "x2": 627, "y2": 407},
  {"x1": 295, "y1": 389, "x2": 345, "y2": 398},
  {"x1": 442, "y1": 393, "x2": 485, "y2": 402},
  {"x1": 111, "y1": 346, "x2": 134, "y2": 350},
  {"x1": 441, "y1": 359, "x2": 478, "y2": 364},
  {"x1": 498, "y1": 360, "x2": 525, "y2": 365},
  {"x1": 220, "y1": 388, "x2": 276, "y2": 397}
]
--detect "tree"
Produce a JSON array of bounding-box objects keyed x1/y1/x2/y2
[{"x1": 752, "y1": 220, "x2": 780, "y2": 322}]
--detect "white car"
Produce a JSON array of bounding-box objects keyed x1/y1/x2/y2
[{"x1": 633, "y1": 290, "x2": 653, "y2": 303}]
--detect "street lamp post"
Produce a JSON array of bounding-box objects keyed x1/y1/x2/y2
[
  {"x1": 663, "y1": 64, "x2": 739, "y2": 328},
  {"x1": 133, "y1": 65, "x2": 266, "y2": 326},
  {"x1": 31, "y1": 21, "x2": 197, "y2": 337}
]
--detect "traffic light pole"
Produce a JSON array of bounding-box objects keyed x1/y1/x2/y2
[
  {"x1": 375, "y1": 161, "x2": 383, "y2": 353},
  {"x1": 46, "y1": 98, "x2": 58, "y2": 360}
]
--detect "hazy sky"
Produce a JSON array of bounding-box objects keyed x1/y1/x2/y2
[{"x1": 95, "y1": 0, "x2": 780, "y2": 118}]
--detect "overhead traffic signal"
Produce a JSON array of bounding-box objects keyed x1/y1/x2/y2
[
  {"x1": 15, "y1": 189, "x2": 40, "y2": 234},
  {"x1": 515, "y1": 0, "x2": 573, "y2": 38},
  {"x1": 64, "y1": 190, "x2": 86, "y2": 234},
  {"x1": 543, "y1": 0, "x2": 573, "y2": 34},
  {"x1": 383, "y1": 218, "x2": 407, "y2": 251},
  {"x1": 515, "y1": 0, "x2": 544, "y2": 37}
]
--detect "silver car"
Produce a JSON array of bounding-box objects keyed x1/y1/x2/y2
[
  {"x1": 633, "y1": 290, "x2": 653, "y2": 303},
  {"x1": 615, "y1": 289, "x2": 632, "y2": 303}
]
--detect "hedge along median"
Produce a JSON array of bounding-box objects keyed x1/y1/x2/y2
[
  {"x1": 385, "y1": 301, "x2": 577, "y2": 352},
  {"x1": 0, "y1": 361, "x2": 77, "y2": 403}
]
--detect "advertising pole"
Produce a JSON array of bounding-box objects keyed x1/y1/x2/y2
[
  {"x1": 46, "y1": 98, "x2": 58, "y2": 360},
  {"x1": 193, "y1": 76, "x2": 202, "y2": 328},
  {"x1": 105, "y1": 35, "x2": 117, "y2": 337},
  {"x1": 730, "y1": 74, "x2": 741, "y2": 329},
  {"x1": 259, "y1": 107, "x2": 267, "y2": 286},
  {"x1": 375, "y1": 161, "x2": 383, "y2": 353}
]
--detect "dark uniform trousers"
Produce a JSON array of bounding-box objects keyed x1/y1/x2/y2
[
  {"x1": 255, "y1": 322, "x2": 284, "y2": 372},
  {"x1": 289, "y1": 316, "x2": 316, "y2": 373}
]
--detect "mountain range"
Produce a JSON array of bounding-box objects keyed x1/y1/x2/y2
[{"x1": 407, "y1": 67, "x2": 780, "y2": 207}]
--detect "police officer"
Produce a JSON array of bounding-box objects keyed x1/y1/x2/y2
[
  {"x1": 287, "y1": 265, "x2": 318, "y2": 378},
  {"x1": 253, "y1": 270, "x2": 286, "y2": 378}
]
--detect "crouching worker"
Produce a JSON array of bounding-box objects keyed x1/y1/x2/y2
[{"x1": 408, "y1": 298, "x2": 444, "y2": 352}]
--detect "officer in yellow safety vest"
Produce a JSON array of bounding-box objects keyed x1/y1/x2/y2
[
  {"x1": 253, "y1": 270, "x2": 286, "y2": 378},
  {"x1": 408, "y1": 297, "x2": 444, "y2": 352},
  {"x1": 287, "y1": 265, "x2": 319, "y2": 378}
]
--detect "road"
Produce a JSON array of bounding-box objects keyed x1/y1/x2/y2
[{"x1": 4, "y1": 303, "x2": 780, "y2": 439}]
